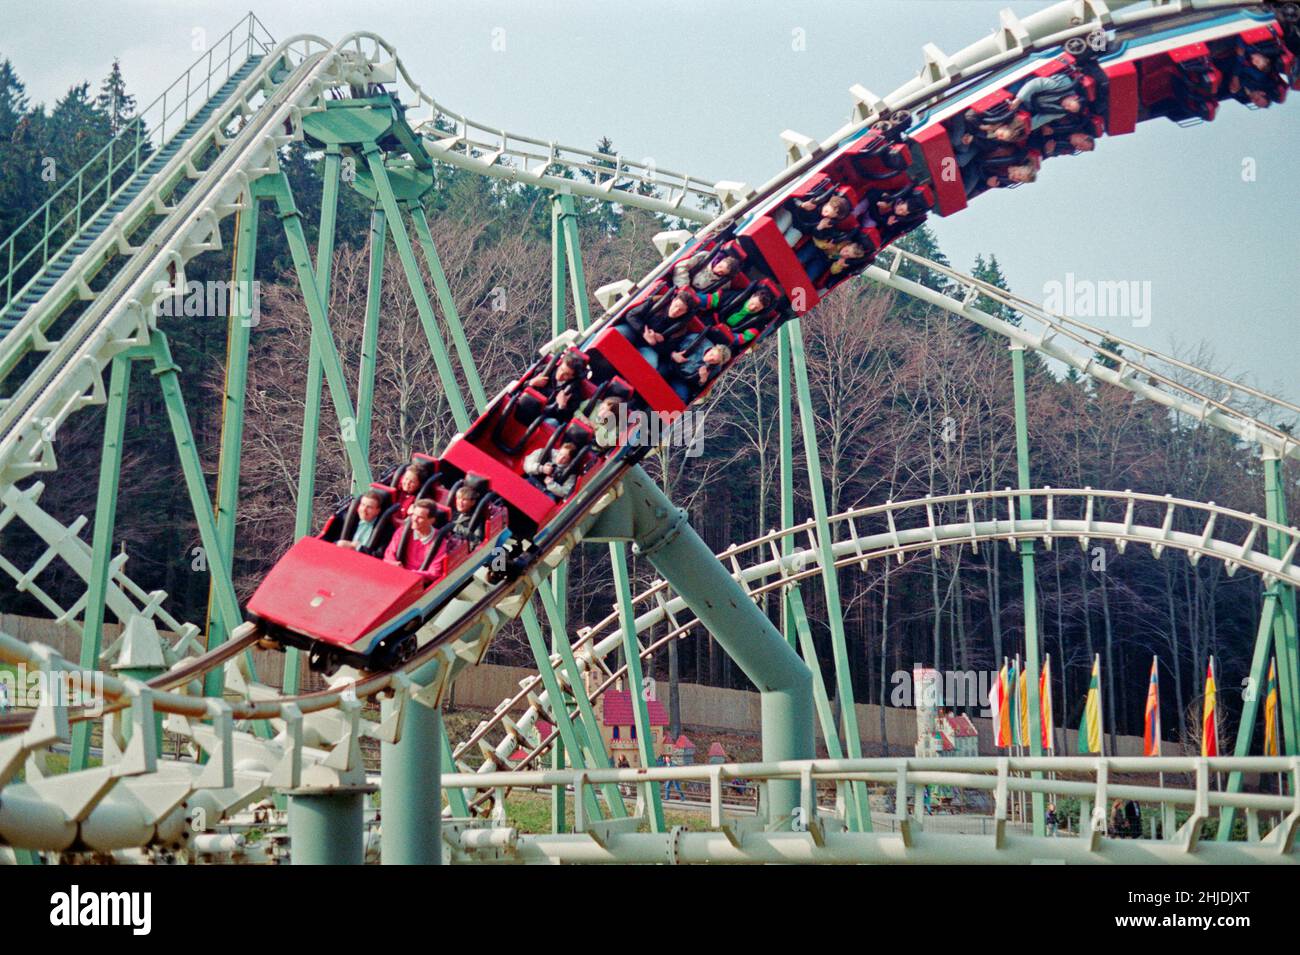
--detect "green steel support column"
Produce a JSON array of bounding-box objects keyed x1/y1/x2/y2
[
  {"x1": 776, "y1": 324, "x2": 847, "y2": 780},
  {"x1": 292, "y1": 146, "x2": 342, "y2": 541},
  {"x1": 147, "y1": 331, "x2": 243, "y2": 696},
  {"x1": 777, "y1": 325, "x2": 797, "y2": 649},
  {"x1": 70, "y1": 353, "x2": 132, "y2": 772},
  {"x1": 549, "y1": 561, "x2": 570, "y2": 833},
  {"x1": 207, "y1": 193, "x2": 260, "y2": 654},
  {"x1": 544, "y1": 192, "x2": 587, "y2": 832},
  {"x1": 288, "y1": 790, "x2": 366, "y2": 865},
  {"x1": 587, "y1": 466, "x2": 814, "y2": 825},
  {"x1": 356, "y1": 207, "x2": 386, "y2": 468},
  {"x1": 518, "y1": 602, "x2": 615, "y2": 823},
  {"x1": 555, "y1": 194, "x2": 592, "y2": 330},
  {"x1": 364, "y1": 148, "x2": 470, "y2": 431},
  {"x1": 1218, "y1": 592, "x2": 1280, "y2": 840},
  {"x1": 381, "y1": 659, "x2": 442, "y2": 864},
  {"x1": 786, "y1": 319, "x2": 870, "y2": 831},
  {"x1": 1010, "y1": 344, "x2": 1046, "y2": 838},
  {"x1": 609, "y1": 541, "x2": 666, "y2": 831},
  {"x1": 408, "y1": 203, "x2": 487, "y2": 413},
  {"x1": 440, "y1": 714, "x2": 470, "y2": 817},
  {"x1": 266, "y1": 173, "x2": 372, "y2": 485},
  {"x1": 530, "y1": 586, "x2": 627, "y2": 817},
  {"x1": 1263, "y1": 451, "x2": 1300, "y2": 754}
]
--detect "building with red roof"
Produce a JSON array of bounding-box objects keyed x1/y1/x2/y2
[{"x1": 598, "y1": 688, "x2": 671, "y2": 768}]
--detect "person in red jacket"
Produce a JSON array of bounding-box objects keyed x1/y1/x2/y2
[{"x1": 383, "y1": 498, "x2": 447, "y2": 582}]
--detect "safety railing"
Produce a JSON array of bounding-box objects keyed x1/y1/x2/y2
[
  {"x1": 870, "y1": 246, "x2": 1300, "y2": 454},
  {"x1": 0, "y1": 13, "x2": 276, "y2": 313}
]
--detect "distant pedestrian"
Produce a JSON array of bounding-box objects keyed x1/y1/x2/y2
[{"x1": 1045, "y1": 802, "x2": 1058, "y2": 837}]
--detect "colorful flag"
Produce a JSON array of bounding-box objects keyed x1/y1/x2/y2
[
  {"x1": 1143, "y1": 656, "x2": 1161, "y2": 757},
  {"x1": 1264, "y1": 657, "x2": 1280, "y2": 757},
  {"x1": 1077, "y1": 654, "x2": 1102, "y2": 754},
  {"x1": 1018, "y1": 662, "x2": 1030, "y2": 749},
  {"x1": 1040, "y1": 654, "x2": 1054, "y2": 751},
  {"x1": 1007, "y1": 656, "x2": 1020, "y2": 747},
  {"x1": 1202, "y1": 657, "x2": 1218, "y2": 758},
  {"x1": 989, "y1": 659, "x2": 1012, "y2": 748}
]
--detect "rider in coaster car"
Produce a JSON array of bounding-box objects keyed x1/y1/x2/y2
[
  {"x1": 716, "y1": 285, "x2": 780, "y2": 347},
  {"x1": 672, "y1": 248, "x2": 746, "y2": 294},
  {"x1": 394, "y1": 464, "x2": 427, "y2": 520},
  {"x1": 859, "y1": 186, "x2": 927, "y2": 238},
  {"x1": 1228, "y1": 40, "x2": 1292, "y2": 107},
  {"x1": 575, "y1": 395, "x2": 626, "y2": 449},
  {"x1": 530, "y1": 351, "x2": 589, "y2": 427},
  {"x1": 615, "y1": 287, "x2": 701, "y2": 369},
  {"x1": 383, "y1": 498, "x2": 448, "y2": 582},
  {"x1": 799, "y1": 237, "x2": 874, "y2": 288},
  {"x1": 777, "y1": 187, "x2": 859, "y2": 244},
  {"x1": 1030, "y1": 126, "x2": 1096, "y2": 157},
  {"x1": 1011, "y1": 73, "x2": 1089, "y2": 131},
  {"x1": 950, "y1": 108, "x2": 1031, "y2": 168},
  {"x1": 662, "y1": 338, "x2": 733, "y2": 403},
  {"x1": 336, "y1": 491, "x2": 386, "y2": 554},
  {"x1": 449, "y1": 480, "x2": 487, "y2": 544},
  {"x1": 523, "y1": 441, "x2": 580, "y2": 499},
  {"x1": 962, "y1": 148, "x2": 1040, "y2": 197}
]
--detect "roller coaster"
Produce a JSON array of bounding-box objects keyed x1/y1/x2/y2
[{"x1": 0, "y1": 2, "x2": 1298, "y2": 865}]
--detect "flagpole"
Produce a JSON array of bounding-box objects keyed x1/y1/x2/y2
[{"x1": 1097, "y1": 653, "x2": 1105, "y2": 758}]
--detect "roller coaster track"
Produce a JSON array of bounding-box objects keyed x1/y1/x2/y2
[
  {"x1": 0, "y1": 0, "x2": 1297, "y2": 859},
  {"x1": 1, "y1": 486, "x2": 1297, "y2": 851},
  {"x1": 451, "y1": 488, "x2": 1300, "y2": 802}
]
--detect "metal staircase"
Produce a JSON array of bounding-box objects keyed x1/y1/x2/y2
[{"x1": 0, "y1": 56, "x2": 265, "y2": 335}]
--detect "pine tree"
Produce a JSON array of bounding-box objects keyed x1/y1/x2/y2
[
  {"x1": 971, "y1": 252, "x2": 1019, "y2": 326},
  {"x1": 0, "y1": 59, "x2": 30, "y2": 141},
  {"x1": 95, "y1": 59, "x2": 137, "y2": 135}
]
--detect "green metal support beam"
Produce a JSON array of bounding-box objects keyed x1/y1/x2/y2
[
  {"x1": 146, "y1": 330, "x2": 243, "y2": 697},
  {"x1": 356, "y1": 207, "x2": 386, "y2": 469},
  {"x1": 587, "y1": 466, "x2": 815, "y2": 826},
  {"x1": 440, "y1": 713, "x2": 471, "y2": 818},
  {"x1": 785, "y1": 319, "x2": 870, "y2": 831},
  {"x1": 69, "y1": 353, "x2": 131, "y2": 772},
  {"x1": 265, "y1": 172, "x2": 372, "y2": 487},
  {"x1": 207, "y1": 191, "x2": 260, "y2": 659},
  {"x1": 381, "y1": 660, "x2": 442, "y2": 865},
  {"x1": 552, "y1": 193, "x2": 592, "y2": 330},
  {"x1": 288, "y1": 790, "x2": 366, "y2": 865},
  {"x1": 776, "y1": 323, "x2": 849, "y2": 802},
  {"x1": 363, "y1": 147, "x2": 470, "y2": 432},
  {"x1": 408, "y1": 202, "x2": 487, "y2": 414},
  {"x1": 610, "y1": 540, "x2": 667, "y2": 831},
  {"x1": 282, "y1": 151, "x2": 342, "y2": 695},
  {"x1": 1010, "y1": 344, "x2": 1046, "y2": 838},
  {"x1": 1263, "y1": 451, "x2": 1300, "y2": 754},
  {"x1": 1218, "y1": 591, "x2": 1281, "y2": 839}
]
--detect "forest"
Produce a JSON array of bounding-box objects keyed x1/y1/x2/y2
[{"x1": 1, "y1": 54, "x2": 1295, "y2": 757}]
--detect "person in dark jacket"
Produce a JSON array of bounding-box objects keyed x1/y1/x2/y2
[
  {"x1": 663, "y1": 339, "x2": 732, "y2": 402},
  {"x1": 615, "y1": 287, "x2": 699, "y2": 369},
  {"x1": 530, "y1": 351, "x2": 589, "y2": 426},
  {"x1": 448, "y1": 484, "x2": 485, "y2": 544}
]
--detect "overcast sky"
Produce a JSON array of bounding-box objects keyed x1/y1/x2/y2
[{"x1": 5, "y1": 0, "x2": 1297, "y2": 401}]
